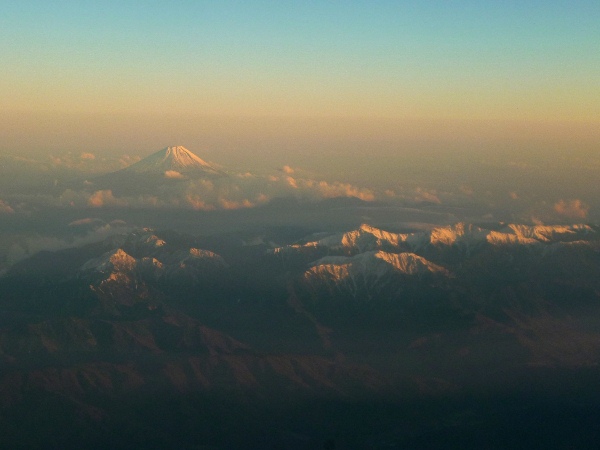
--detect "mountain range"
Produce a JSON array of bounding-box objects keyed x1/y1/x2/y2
[
  {"x1": 273, "y1": 222, "x2": 596, "y2": 256},
  {"x1": 2, "y1": 220, "x2": 600, "y2": 448}
]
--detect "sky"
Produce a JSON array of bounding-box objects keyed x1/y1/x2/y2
[
  {"x1": 3, "y1": 2, "x2": 599, "y2": 119},
  {"x1": 0, "y1": 1, "x2": 599, "y2": 231}
]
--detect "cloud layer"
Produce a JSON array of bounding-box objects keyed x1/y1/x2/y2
[
  {"x1": 2, "y1": 219, "x2": 133, "y2": 271},
  {"x1": 0, "y1": 151, "x2": 597, "y2": 226},
  {"x1": 554, "y1": 199, "x2": 589, "y2": 219}
]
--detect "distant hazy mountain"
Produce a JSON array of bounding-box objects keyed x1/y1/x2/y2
[
  {"x1": 119, "y1": 146, "x2": 225, "y2": 176},
  {"x1": 88, "y1": 146, "x2": 226, "y2": 194}
]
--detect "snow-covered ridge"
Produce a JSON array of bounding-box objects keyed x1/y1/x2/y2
[
  {"x1": 303, "y1": 251, "x2": 448, "y2": 296},
  {"x1": 273, "y1": 223, "x2": 596, "y2": 256},
  {"x1": 165, "y1": 248, "x2": 226, "y2": 267},
  {"x1": 79, "y1": 228, "x2": 228, "y2": 284},
  {"x1": 122, "y1": 228, "x2": 166, "y2": 255},
  {"x1": 80, "y1": 248, "x2": 136, "y2": 274},
  {"x1": 121, "y1": 146, "x2": 224, "y2": 176},
  {"x1": 499, "y1": 224, "x2": 594, "y2": 243},
  {"x1": 306, "y1": 250, "x2": 448, "y2": 282},
  {"x1": 272, "y1": 223, "x2": 410, "y2": 255}
]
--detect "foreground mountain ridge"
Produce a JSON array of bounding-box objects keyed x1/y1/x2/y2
[{"x1": 1, "y1": 219, "x2": 600, "y2": 448}]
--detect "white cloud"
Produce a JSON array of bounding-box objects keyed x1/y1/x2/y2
[
  {"x1": 164, "y1": 170, "x2": 184, "y2": 179},
  {"x1": 460, "y1": 185, "x2": 474, "y2": 196},
  {"x1": 68, "y1": 218, "x2": 103, "y2": 226},
  {"x1": 4, "y1": 220, "x2": 132, "y2": 267},
  {"x1": 553, "y1": 199, "x2": 589, "y2": 219},
  {"x1": 87, "y1": 190, "x2": 128, "y2": 208},
  {"x1": 0, "y1": 199, "x2": 14, "y2": 214},
  {"x1": 218, "y1": 198, "x2": 255, "y2": 209},
  {"x1": 414, "y1": 188, "x2": 441, "y2": 204},
  {"x1": 119, "y1": 154, "x2": 141, "y2": 167},
  {"x1": 285, "y1": 176, "x2": 298, "y2": 189},
  {"x1": 185, "y1": 194, "x2": 214, "y2": 211},
  {"x1": 6, "y1": 166, "x2": 384, "y2": 212},
  {"x1": 310, "y1": 180, "x2": 375, "y2": 201}
]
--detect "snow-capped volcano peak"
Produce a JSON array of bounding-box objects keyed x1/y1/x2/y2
[{"x1": 122, "y1": 146, "x2": 224, "y2": 176}]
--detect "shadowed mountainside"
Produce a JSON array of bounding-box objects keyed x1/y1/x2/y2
[{"x1": 1, "y1": 222, "x2": 600, "y2": 448}]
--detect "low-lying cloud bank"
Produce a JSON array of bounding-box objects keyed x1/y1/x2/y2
[
  {"x1": 12, "y1": 171, "x2": 380, "y2": 211},
  {"x1": 1, "y1": 219, "x2": 133, "y2": 273},
  {"x1": 554, "y1": 199, "x2": 589, "y2": 219},
  {"x1": 0, "y1": 154, "x2": 596, "y2": 226}
]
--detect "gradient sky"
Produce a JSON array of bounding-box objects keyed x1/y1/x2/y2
[{"x1": 1, "y1": 1, "x2": 599, "y2": 169}]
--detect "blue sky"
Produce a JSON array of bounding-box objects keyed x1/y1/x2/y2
[{"x1": 3, "y1": 1, "x2": 598, "y2": 119}]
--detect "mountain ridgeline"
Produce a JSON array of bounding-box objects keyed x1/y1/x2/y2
[{"x1": 1, "y1": 222, "x2": 600, "y2": 448}]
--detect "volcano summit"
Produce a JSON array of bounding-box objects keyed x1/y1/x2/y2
[
  {"x1": 88, "y1": 146, "x2": 227, "y2": 195},
  {"x1": 121, "y1": 146, "x2": 224, "y2": 176}
]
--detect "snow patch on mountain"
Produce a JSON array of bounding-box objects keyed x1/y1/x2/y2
[
  {"x1": 124, "y1": 228, "x2": 167, "y2": 255},
  {"x1": 498, "y1": 224, "x2": 594, "y2": 243},
  {"x1": 80, "y1": 248, "x2": 137, "y2": 275},
  {"x1": 308, "y1": 251, "x2": 447, "y2": 278},
  {"x1": 427, "y1": 223, "x2": 488, "y2": 247},
  {"x1": 273, "y1": 224, "x2": 410, "y2": 256},
  {"x1": 302, "y1": 250, "x2": 449, "y2": 298},
  {"x1": 304, "y1": 251, "x2": 448, "y2": 296},
  {"x1": 79, "y1": 229, "x2": 228, "y2": 286},
  {"x1": 165, "y1": 248, "x2": 227, "y2": 269}
]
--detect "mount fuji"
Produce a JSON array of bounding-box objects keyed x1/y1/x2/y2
[
  {"x1": 87, "y1": 146, "x2": 227, "y2": 194},
  {"x1": 121, "y1": 146, "x2": 225, "y2": 176}
]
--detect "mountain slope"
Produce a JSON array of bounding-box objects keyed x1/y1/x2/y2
[{"x1": 303, "y1": 251, "x2": 449, "y2": 299}]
